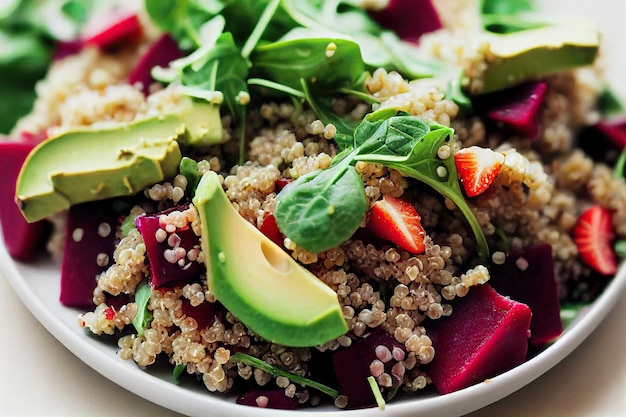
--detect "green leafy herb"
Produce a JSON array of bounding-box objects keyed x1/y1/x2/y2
[
  {"x1": 615, "y1": 240, "x2": 626, "y2": 258},
  {"x1": 275, "y1": 110, "x2": 489, "y2": 259},
  {"x1": 614, "y1": 148, "x2": 626, "y2": 179},
  {"x1": 120, "y1": 213, "x2": 139, "y2": 237},
  {"x1": 172, "y1": 364, "x2": 186, "y2": 385},
  {"x1": 179, "y1": 157, "x2": 200, "y2": 197},
  {"x1": 230, "y1": 352, "x2": 338, "y2": 398},
  {"x1": 480, "y1": 0, "x2": 550, "y2": 34},
  {"x1": 132, "y1": 281, "x2": 153, "y2": 336},
  {"x1": 367, "y1": 376, "x2": 385, "y2": 410}
]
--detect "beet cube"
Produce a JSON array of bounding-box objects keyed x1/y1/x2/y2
[
  {"x1": 128, "y1": 34, "x2": 182, "y2": 95},
  {"x1": 424, "y1": 284, "x2": 531, "y2": 394},
  {"x1": 60, "y1": 201, "x2": 123, "y2": 309},
  {"x1": 236, "y1": 389, "x2": 299, "y2": 410},
  {"x1": 368, "y1": 0, "x2": 442, "y2": 44},
  {"x1": 181, "y1": 298, "x2": 224, "y2": 331},
  {"x1": 332, "y1": 329, "x2": 406, "y2": 409},
  {"x1": 490, "y1": 244, "x2": 563, "y2": 346},
  {"x1": 0, "y1": 140, "x2": 45, "y2": 261},
  {"x1": 135, "y1": 209, "x2": 204, "y2": 288},
  {"x1": 478, "y1": 81, "x2": 548, "y2": 139}
]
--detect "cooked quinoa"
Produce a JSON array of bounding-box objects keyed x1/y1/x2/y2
[{"x1": 10, "y1": 0, "x2": 626, "y2": 410}]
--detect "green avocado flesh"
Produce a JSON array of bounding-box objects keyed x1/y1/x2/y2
[
  {"x1": 193, "y1": 171, "x2": 348, "y2": 347},
  {"x1": 480, "y1": 23, "x2": 599, "y2": 93},
  {"x1": 16, "y1": 101, "x2": 223, "y2": 223}
]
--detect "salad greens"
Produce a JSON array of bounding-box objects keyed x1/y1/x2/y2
[
  {"x1": 275, "y1": 109, "x2": 489, "y2": 260},
  {"x1": 132, "y1": 281, "x2": 153, "y2": 336},
  {"x1": 230, "y1": 352, "x2": 339, "y2": 399}
]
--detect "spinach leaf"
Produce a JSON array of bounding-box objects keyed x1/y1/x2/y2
[
  {"x1": 179, "y1": 156, "x2": 200, "y2": 197},
  {"x1": 275, "y1": 110, "x2": 489, "y2": 260},
  {"x1": 132, "y1": 281, "x2": 153, "y2": 336},
  {"x1": 172, "y1": 364, "x2": 186, "y2": 384},
  {"x1": 274, "y1": 156, "x2": 367, "y2": 253},
  {"x1": 480, "y1": 0, "x2": 548, "y2": 34},
  {"x1": 354, "y1": 124, "x2": 489, "y2": 261}
]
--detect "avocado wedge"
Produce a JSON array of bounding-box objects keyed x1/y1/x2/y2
[
  {"x1": 479, "y1": 23, "x2": 599, "y2": 93},
  {"x1": 193, "y1": 171, "x2": 348, "y2": 347},
  {"x1": 16, "y1": 100, "x2": 222, "y2": 223}
]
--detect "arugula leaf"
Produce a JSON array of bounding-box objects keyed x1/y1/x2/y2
[
  {"x1": 179, "y1": 157, "x2": 200, "y2": 197},
  {"x1": 275, "y1": 111, "x2": 489, "y2": 259},
  {"x1": 132, "y1": 281, "x2": 153, "y2": 336},
  {"x1": 230, "y1": 352, "x2": 339, "y2": 398}
]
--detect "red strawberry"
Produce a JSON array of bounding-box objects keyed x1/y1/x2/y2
[
  {"x1": 573, "y1": 205, "x2": 617, "y2": 275},
  {"x1": 366, "y1": 195, "x2": 426, "y2": 254},
  {"x1": 454, "y1": 146, "x2": 505, "y2": 197},
  {"x1": 259, "y1": 212, "x2": 284, "y2": 247}
]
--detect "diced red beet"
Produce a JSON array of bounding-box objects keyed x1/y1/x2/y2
[
  {"x1": 236, "y1": 389, "x2": 299, "y2": 410},
  {"x1": 181, "y1": 298, "x2": 224, "y2": 331},
  {"x1": 490, "y1": 244, "x2": 563, "y2": 346},
  {"x1": 128, "y1": 34, "x2": 183, "y2": 95},
  {"x1": 424, "y1": 284, "x2": 531, "y2": 394},
  {"x1": 594, "y1": 116, "x2": 626, "y2": 148},
  {"x1": 135, "y1": 209, "x2": 204, "y2": 289},
  {"x1": 53, "y1": 40, "x2": 84, "y2": 61},
  {"x1": 478, "y1": 81, "x2": 548, "y2": 139},
  {"x1": 332, "y1": 329, "x2": 406, "y2": 409},
  {"x1": 368, "y1": 0, "x2": 442, "y2": 44},
  {"x1": 83, "y1": 13, "x2": 142, "y2": 50},
  {"x1": 259, "y1": 212, "x2": 284, "y2": 247},
  {"x1": 0, "y1": 140, "x2": 45, "y2": 261},
  {"x1": 60, "y1": 201, "x2": 123, "y2": 309},
  {"x1": 274, "y1": 178, "x2": 293, "y2": 191}
]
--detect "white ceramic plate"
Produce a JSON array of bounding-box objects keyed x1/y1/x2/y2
[{"x1": 2, "y1": 1, "x2": 626, "y2": 416}]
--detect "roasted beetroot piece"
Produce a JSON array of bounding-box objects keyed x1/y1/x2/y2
[
  {"x1": 0, "y1": 140, "x2": 45, "y2": 261},
  {"x1": 128, "y1": 34, "x2": 182, "y2": 94},
  {"x1": 236, "y1": 389, "x2": 299, "y2": 410},
  {"x1": 490, "y1": 244, "x2": 563, "y2": 346},
  {"x1": 424, "y1": 284, "x2": 531, "y2": 394},
  {"x1": 181, "y1": 298, "x2": 224, "y2": 331},
  {"x1": 594, "y1": 116, "x2": 626, "y2": 148},
  {"x1": 60, "y1": 200, "x2": 125, "y2": 309},
  {"x1": 332, "y1": 329, "x2": 406, "y2": 409},
  {"x1": 135, "y1": 209, "x2": 204, "y2": 288},
  {"x1": 83, "y1": 13, "x2": 142, "y2": 50},
  {"x1": 368, "y1": 0, "x2": 442, "y2": 44},
  {"x1": 478, "y1": 81, "x2": 548, "y2": 139}
]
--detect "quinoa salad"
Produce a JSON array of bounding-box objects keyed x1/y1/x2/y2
[{"x1": 2, "y1": 0, "x2": 626, "y2": 411}]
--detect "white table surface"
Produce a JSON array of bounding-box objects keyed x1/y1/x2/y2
[{"x1": 2, "y1": 1, "x2": 626, "y2": 416}]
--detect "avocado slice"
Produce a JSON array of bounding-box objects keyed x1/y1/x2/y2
[
  {"x1": 193, "y1": 171, "x2": 348, "y2": 347},
  {"x1": 479, "y1": 23, "x2": 599, "y2": 93},
  {"x1": 16, "y1": 101, "x2": 223, "y2": 223}
]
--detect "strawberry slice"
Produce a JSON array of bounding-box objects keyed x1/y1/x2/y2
[
  {"x1": 454, "y1": 146, "x2": 505, "y2": 197},
  {"x1": 573, "y1": 205, "x2": 618, "y2": 275},
  {"x1": 366, "y1": 194, "x2": 426, "y2": 254}
]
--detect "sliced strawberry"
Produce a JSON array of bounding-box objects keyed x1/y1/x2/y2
[
  {"x1": 366, "y1": 194, "x2": 426, "y2": 254},
  {"x1": 454, "y1": 146, "x2": 505, "y2": 197},
  {"x1": 573, "y1": 205, "x2": 617, "y2": 275},
  {"x1": 259, "y1": 212, "x2": 284, "y2": 247}
]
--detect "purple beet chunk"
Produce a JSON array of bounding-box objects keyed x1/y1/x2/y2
[
  {"x1": 60, "y1": 201, "x2": 121, "y2": 309},
  {"x1": 424, "y1": 284, "x2": 531, "y2": 394},
  {"x1": 128, "y1": 34, "x2": 182, "y2": 94},
  {"x1": 479, "y1": 81, "x2": 548, "y2": 139},
  {"x1": 368, "y1": 0, "x2": 442, "y2": 44},
  {"x1": 236, "y1": 389, "x2": 299, "y2": 410},
  {"x1": 181, "y1": 298, "x2": 224, "y2": 331},
  {"x1": 135, "y1": 210, "x2": 203, "y2": 289},
  {"x1": 489, "y1": 244, "x2": 563, "y2": 347},
  {"x1": 0, "y1": 140, "x2": 45, "y2": 261},
  {"x1": 332, "y1": 329, "x2": 405, "y2": 409},
  {"x1": 594, "y1": 116, "x2": 626, "y2": 148}
]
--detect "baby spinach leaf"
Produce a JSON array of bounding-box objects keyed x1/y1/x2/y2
[
  {"x1": 179, "y1": 157, "x2": 200, "y2": 198},
  {"x1": 132, "y1": 281, "x2": 153, "y2": 336},
  {"x1": 354, "y1": 125, "x2": 489, "y2": 261},
  {"x1": 172, "y1": 364, "x2": 186, "y2": 385},
  {"x1": 274, "y1": 156, "x2": 367, "y2": 253},
  {"x1": 275, "y1": 110, "x2": 489, "y2": 260}
]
